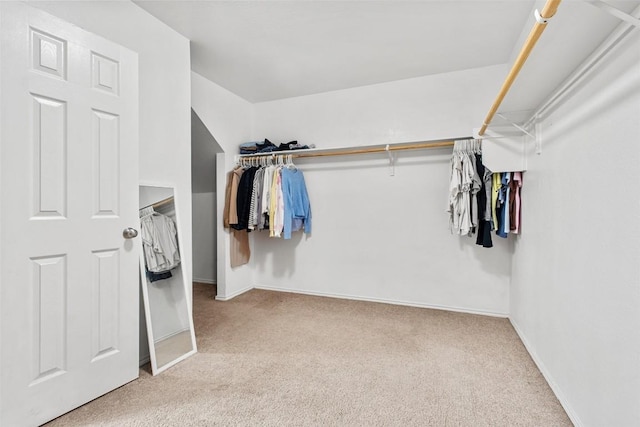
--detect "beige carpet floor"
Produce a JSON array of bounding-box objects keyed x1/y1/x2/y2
[{"x1": 47, "y1": 283, "x2": 571, "y2": 426}]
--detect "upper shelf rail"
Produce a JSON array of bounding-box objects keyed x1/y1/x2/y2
[
  {"x1": 237, "y1": 137, "x2": 473, "y2": 160},
  {"x1": 478, "y1": 0, "x2": 562, "y2": 136}
]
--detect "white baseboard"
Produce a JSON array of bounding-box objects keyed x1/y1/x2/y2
[
  {"x1": 139, "y1": 355, "x2": 150, "y2": 367},
  {"x1": 155, "y1": 328, "x2": 191, "y2": 343},
  {"x1": 139, "y1": 329, "x2": 191, "y2": 367},
  {"x1": 193, "y1": 277, "x2": 216, "y2": 285},
  {"x1": 509, "y1": 318, "x2": 583, "y2": 427},
  {"x1": 215, "y1": 285, "x2": 253, "y2": 301},
  {"x1": 254, "y1": 285, "x2": 508, "y2": 318}
]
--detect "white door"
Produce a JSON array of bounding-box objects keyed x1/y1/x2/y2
[{"x1": 0, "y1": 3, "x2": 139, "y2": 426}]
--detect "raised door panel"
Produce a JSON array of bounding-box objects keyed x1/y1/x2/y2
[
  {"x1": 91, "y1": 249, "x2": 120, "y2": 362},
  {"x1": 31, "y1": 28, "x2": 66, "y2": 79},
  {"x1": 29, "y1": 254, "x2": 68, "y2": 385},
  {"x1": 91, "y1": 52, "x2": 119, "y2": 95},
  {"x1": 92, "y1": 110, "x2": 120, "y2": 217},
  {"x1": 31, "y1": 94, "x2": 67, "y2": 218}
]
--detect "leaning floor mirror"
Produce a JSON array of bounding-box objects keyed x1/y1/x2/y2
[{"x1": 138, "y1": 184, "x2": 197, "y2": 375}]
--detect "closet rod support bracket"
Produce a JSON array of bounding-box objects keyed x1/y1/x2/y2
[
  {"x1": 535, "y1": 119, "x2": 543, "y2": 155},
  {"x1": 534, "y1": 9, "x2": 550, "y2": 24},
  {"x1": 385, "y1": 144, "x2": 395, "y2": 177}
]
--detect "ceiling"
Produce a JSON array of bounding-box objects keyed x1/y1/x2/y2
[{"x1": 135, "y1": 0, "x2": 640, "y2": 106}]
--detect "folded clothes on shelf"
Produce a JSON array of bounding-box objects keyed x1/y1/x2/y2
[{"x1": 239, "y1": 139, "x2": 315, "y2": 154}]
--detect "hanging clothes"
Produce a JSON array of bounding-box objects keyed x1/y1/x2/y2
[
  {"x1": 223, "y1": 154, "x2": 313, "y2": 267},
  {"x1": 223, "y1": 167, "x2": 244, "y2": 228},
  {"x1": 146, "y1": 267, "x2": 172, "y2": 283},
  {"x1": 281, "y1": 166, "x2": 312, "y2": 239},
  {"x1": 447, "y1": 139, "x2": 481, "y2": 236},
  {"x1": 229, "y1": 229, "x2": 250, "y2": 268},
  {"x1": 270, "y1": 166, "x2": 285, "y2": 238},
  {"x1": 509, "y1": 172, "x2": 523, "y2": 233},
  {"x1": 487, "y1": 171, "x2": 525, "y2": 239},
  {"x1": 260, "y1": 164, "x2": 276, "y2": 230},
  {"x1": 447, "y1": 150, "x2": 463, "y2": 234},
  {"x1": 233, "y1": 166, "x2": 259, "y2": 231},
  {"x1": 491, "y1": 172, "x2": 500, "y2": 230},
  {"x1": 223, "y1": 166, "x2": 250, "y2": 267},
  {"x1": 140, "y1": 207, "x2": 181, "y2": 274},
  {"x1": 447, "y1": 139, "x2": 526, "y2": 247},
  {"x1": 249, "y1": 167, "x2": 264, "y2": 231},
  {"x1": 474, "y1": 153, "x2": 493, "y2": 248},
  {"x1": 495, "y1": 172, "x2": 510, "y2": 238}
]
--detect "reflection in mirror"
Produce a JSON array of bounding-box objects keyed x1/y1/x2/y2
[{"x1": 139, "y1": 185, "x2": 197, "y2": 375}]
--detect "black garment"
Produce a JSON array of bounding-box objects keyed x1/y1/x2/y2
[
  {"x1": 275, "y1": 140, "x2": 299, "y2": 151},
  {"x1": 474, "y1": 154, "x2": 493, "y2": 248},
  {"x1": 476, "y1": 220, "x2": 493, "y2": 248},
  {"x1": 146, "y1": 267, "x2": 173, "y2": 282},
  {"x1": 256, "y1": 139, "x2": 277, "y2": 152},
  {"x1": 232, "y1": 166, "x2": 259, "y2": 231},
  {"x1": 475, "y1": 154, "x2": 486, "y2": 217},
  {"x1": 495, "y1": 173, "x2": 509, "y2": 238}
]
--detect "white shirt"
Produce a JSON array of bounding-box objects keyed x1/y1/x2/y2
[{"x1": 140, "y1": 212, "x2": 181, "y2": 273}]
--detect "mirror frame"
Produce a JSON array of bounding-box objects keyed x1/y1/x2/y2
[{"x1": 138, "y1": 182, "x2": 197, "y2": 375}]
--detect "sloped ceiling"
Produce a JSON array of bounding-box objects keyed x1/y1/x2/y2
[
  {"x1": 135, "y1": 0, "x2": 536, "y2": 102},
  {"x1": 499, "y1": 0, "x2": 640, "y2": 123},
  {"x1": 136, "y1": 0, "x2": 640, "y2": 114}
]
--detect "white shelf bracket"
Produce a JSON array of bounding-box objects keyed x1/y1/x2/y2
[
  {"x1": 496, "y1": 113, "x2": 535, "y2": 138},
  {"x1": 586, "y1": 1, "x2": 640, "y2": 28}
]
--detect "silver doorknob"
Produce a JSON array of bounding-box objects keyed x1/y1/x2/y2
[{"x1": 123, "y1": 227, "x2": 138, "y2": 239}]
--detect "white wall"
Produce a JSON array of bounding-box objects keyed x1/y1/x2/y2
[
  {"x1": 250, "y1": 65, "x2": 514, "y2": 315},
  {"x1": 510, "y1": 30, "x2": 640, "y2": 426},
  {"x1": 191, "y1": 109, "x2": 218, "y2": 286},
  {"x1": 191, "y1": 109, "x2": 218, "y2": 193},
  {"x1": 192, "y1": 192, "x2": 217, "y2": 284},
  {"x1": 30, "y1": 1, "x2": 192, "y2": 365},
  {"x1": 191, "y1": 71, "x2": 254, "y2": 300},
  {"x1": 253, "y1": 65, "x2": 504, "y2": 148}
]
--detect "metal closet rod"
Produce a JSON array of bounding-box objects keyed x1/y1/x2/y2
[
  {"x1": 478, "y1": 0, "x2": 562, "y2": 136},
  {"x1": 238, "y1": 137, "x2": 472, "y2": 160}
]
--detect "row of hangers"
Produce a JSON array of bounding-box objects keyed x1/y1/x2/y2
[
  {"x1": 139, "y1": 206, "x2": 156, "y2": 218},
  {"x1": 453, "y1": 139, "x2": 481, "y2": 155},
  {"x1": 139, "y1": 196, "x2": 175, "y2": 218},
  {"x1": 237, "y1": 154, "x2": 297, "y2": 169}
]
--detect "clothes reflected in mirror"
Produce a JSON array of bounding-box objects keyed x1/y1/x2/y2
[{"x1": 139, "y1": 202, "x2": 181, "y2": 283}]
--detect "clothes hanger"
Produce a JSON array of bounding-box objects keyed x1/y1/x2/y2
[
  {"x1": 287, "y1": 154, "x2": 296, "y2": 169},
  {"x1": 139, "y1": 206, "x2": 156, "y2": 219}
]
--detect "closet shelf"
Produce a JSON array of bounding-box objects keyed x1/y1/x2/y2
[{"x1": 237, "y1": 137, "x2": 473, "y2": 160}]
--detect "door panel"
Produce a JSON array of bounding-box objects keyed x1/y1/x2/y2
[
  {"x1": 92, "y1": 109, "x2": 120, "y2": 217},
  {"x1": 32, "y1": 94, "x2": 68, "y2": 218},
  {"x1": 1, "y1": 3, "x2": 140, "y2": 426},
  {"x1": 29, "y1": 254, "x2": 68, "y2": 385},
  {"x1": 91, "y1": 248, "x2": 121, "y2": 361}
]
